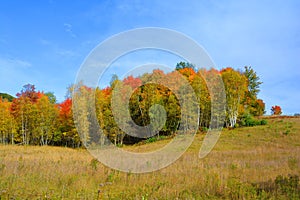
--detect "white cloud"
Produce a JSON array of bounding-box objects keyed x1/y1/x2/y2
[
  {"x1": 64, "y1": 23, "x2": 76, "y2": 38},
  {"x1": 56, "y1": 49, "x2": 77, "y2": 57},
  {"x1": 39, "y1": 38, "x2": 52, "y2": 46},
  {"x1": 0, "y1": 57, "x2": 34, "y2": 95},
  {"x1": 0, "y1": 57, "x2": 31, "y2": 69}
]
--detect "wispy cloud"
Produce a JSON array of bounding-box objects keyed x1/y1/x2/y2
[
  {"x1": 0, "y1": 57, "x2": 31, "y2": 69},
  {"x1": 38, "y1": 38, "x2": 78, "y2": 58},
  {"x1": 0, "y1": 56, "x2": 33, "y2": 95},
  {"x1": 64, "y1": 23, "x2": 76, "y2": 38},
  {"x1": 39, "y1": 38, "x2": 52, "y2": 46},
  {"x1": 57, "y1": 49, "x2": 77, "y2": 57}
]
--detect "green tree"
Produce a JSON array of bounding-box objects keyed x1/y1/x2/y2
[
  {"x1": 45, "y1": 92, "x2": 57, "y2": 104},
  {"x1": 243, "y1": 66, "x2": 264, "y2": 116},
  {"x1": 0, "y1": 93, "x2": 14, "y2": 102},
  {"x1": 176, "y1": 62, "x2": 196, "y2": 71},
  {"x1": 244, "y1": 66, "x2": 262, "y2": 99}
]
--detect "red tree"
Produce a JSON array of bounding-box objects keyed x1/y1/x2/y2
[
  {"x1": 123, "y1": 75, "x2": 142, "y2": 89},
  {"x1": 271, "y1": 105, "x2": 282, "y2": 115}
]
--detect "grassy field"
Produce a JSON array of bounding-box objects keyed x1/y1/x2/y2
[{"x1": 0, "y1": 117, "x2": 300, "y2": 199}]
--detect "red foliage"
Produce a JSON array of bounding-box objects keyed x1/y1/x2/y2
[
  {"x1": 37, "y1": 91, "x2": 44, "y2": 99},
  {"x1": 59, "y1": 98, "x2": 72, "y2": 119},
  {"x1": 102, "y1": 87, "x2": 112, "y2": 97},
  {"x1": 271, "y1": 105, "x2": 282, "y2": 115},
  {"x1": 16, "y1": 84, "x2": 39, "y2": 103},
  {"x1": 123, "y1": 75, "x2": 142, "y2": 89}
]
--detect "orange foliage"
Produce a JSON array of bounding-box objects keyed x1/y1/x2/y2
[
  {"x1": 123, "y1": 75, "x2": 142, "y2": 89},
  {"x1": 59, "y1": 98, "x2": 72, "y2": 119},
  {"x1": 271, "y1": 105, "x2": 282, "y2": 115}
]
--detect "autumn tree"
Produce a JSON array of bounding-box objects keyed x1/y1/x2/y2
[
  {"x1": 36, "y1": 94, "x2": 59, "y2": 145},
  {"x1": 0, "y1": 65, "x2": 266, "y2": 147},
  {"x1": 72, "y1": 84, "x2": 93, "y2": 147},
  {"x1": 10, "y1": 84, "x2": 40, "y2": 145},
  {"x1": 0, "y1": 98, "x2": 16, "y2": 144},
  {"x1": 221, "y1": 68, "x2": 248, "y2": 127},
  {"x1": 271, "y1": 105, "x2": 282, "y2": 115},
  {"x1": 58, "y1": 98, "x2": 79, "y2": 147}
]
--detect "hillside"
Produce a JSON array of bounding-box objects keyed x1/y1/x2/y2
[
  {"x1": 0, "y1": 93, "x2": 14, "y2": 102},
  {"x1": 0, "y1": 117, "x2": 299, "y2": 199}
]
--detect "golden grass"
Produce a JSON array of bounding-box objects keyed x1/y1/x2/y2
[{"x1": 0, "y1": 117, "x2": 299, "y2": 199}]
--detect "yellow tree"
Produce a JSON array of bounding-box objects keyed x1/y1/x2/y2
[
  {"x1": 36, "y1": 94, "x2": 59, "y2": 145},
  {"x1": 72, "y1": 84, "x2": 92, "y2": 147},
  {"x1": 192, "y1": 70, "x2": 211, "y2": 129},
  {"x1": 221, "y1": 68, "x2": 248, "y2": 127},
  {"x1": 0, "y1": 99, "x2": 16, "y2": 144}
]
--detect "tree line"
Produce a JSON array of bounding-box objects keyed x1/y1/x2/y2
[{"x1": 0, "y1": 64, "x2": 266, "y2": 147}]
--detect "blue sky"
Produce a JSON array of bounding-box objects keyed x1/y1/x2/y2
[{"x1": 0, "y1": 0, "x2": 299, "y2": 115}]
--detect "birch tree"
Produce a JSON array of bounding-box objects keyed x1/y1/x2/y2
[{"x1": 221, "y1": 68, "x2": 248, "y2": 127}]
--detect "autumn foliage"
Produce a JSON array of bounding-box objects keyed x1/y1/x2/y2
[
  {"x1": 0, "y1": 64, "x2": 267, "y2": 147},
  {"x1": 271, "y1": 105, "x2": 282, "y2": 115}
]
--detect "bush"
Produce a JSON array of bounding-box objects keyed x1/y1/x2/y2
[
  {"x1": 201, "y1": 127, "x2": 209, "y2": 132},
  {"x1": 240, "y1": 114, "x2": 267, "y2": 127},
  {"x1": 275, "y1": 174, "x2": 299, "y2": 198},
  {"x1": 145, "y1": 137, "x2": 157, "y2": 143},
  {"x1": 260, "y1": 119, "x2": 267, "y2": 125},
  {"x1": 253, "y1": 174, "x2": 300, "y2": 199}
]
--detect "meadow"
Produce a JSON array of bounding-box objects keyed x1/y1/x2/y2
[{"x1": 0, "y1": 117, "x2": 299, "y2": 199}]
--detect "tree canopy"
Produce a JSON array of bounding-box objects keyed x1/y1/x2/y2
[{"x1": 0, "y1": 63, "x2": 266, "y2": 147}]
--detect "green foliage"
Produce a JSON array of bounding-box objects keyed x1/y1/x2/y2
[
  {"x1": 145, "y1": 137, "x2": 157, "y2": 143},
  {"x1": 275, "y1": 175, "x2": 300, "y2": 198},
  {"x1": 0, "y1": 93, "x2": 14, "y2": 102},
  {"x1": 44, "y1": 92, "x2": 57, "y2": 104},
  {"x1": 260, "y1": 119, "x2": 267, "y2": 125},
  {"x1": 244, "y1": 66, "x2": 262, "y2": 99},
  {"x1": 252, "y1": 175, "x2": 300, "y2": 199},
  {"x1": 90, "y1": 158, "x2": 98, "y2": 171},
  {"x1": 240, "y1": 114, "x2": 267, "y2": 127},
  {"x1": 201, "y1": 127, "x2": 209, "y2": 132},
  {"x1": 283, "y1": 121, "x2": 293, "y2": 136},
  {"x1": 243, "y1": 66, "x2": 265, "y2": 116},
  {"x1": 175, "y1": 62, "x2": 196, "y2": 71}
]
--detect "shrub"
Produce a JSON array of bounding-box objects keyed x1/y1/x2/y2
[
  {"x1": 145, "y1": 137, "x2": 157, "y2": 143},
  {"x1": 240, "y1": 114, "x2": 267, "y2": 127},
  {"x1": 253, "y1": 175, "x2": 300, "y2": 199},
  {"x1": 201, "y1": 127, "x2": 209, "y2": 132},
  {"x1": 275, "y1": 174, "x2": 299, "y2": 198},
  {"x1": 260, "y1": 119, "x2": 267, "y2": 125}
]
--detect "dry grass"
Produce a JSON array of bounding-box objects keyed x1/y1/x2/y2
[{"x1": 0, "y1": 117, "x2": 299, "y2": 199}]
